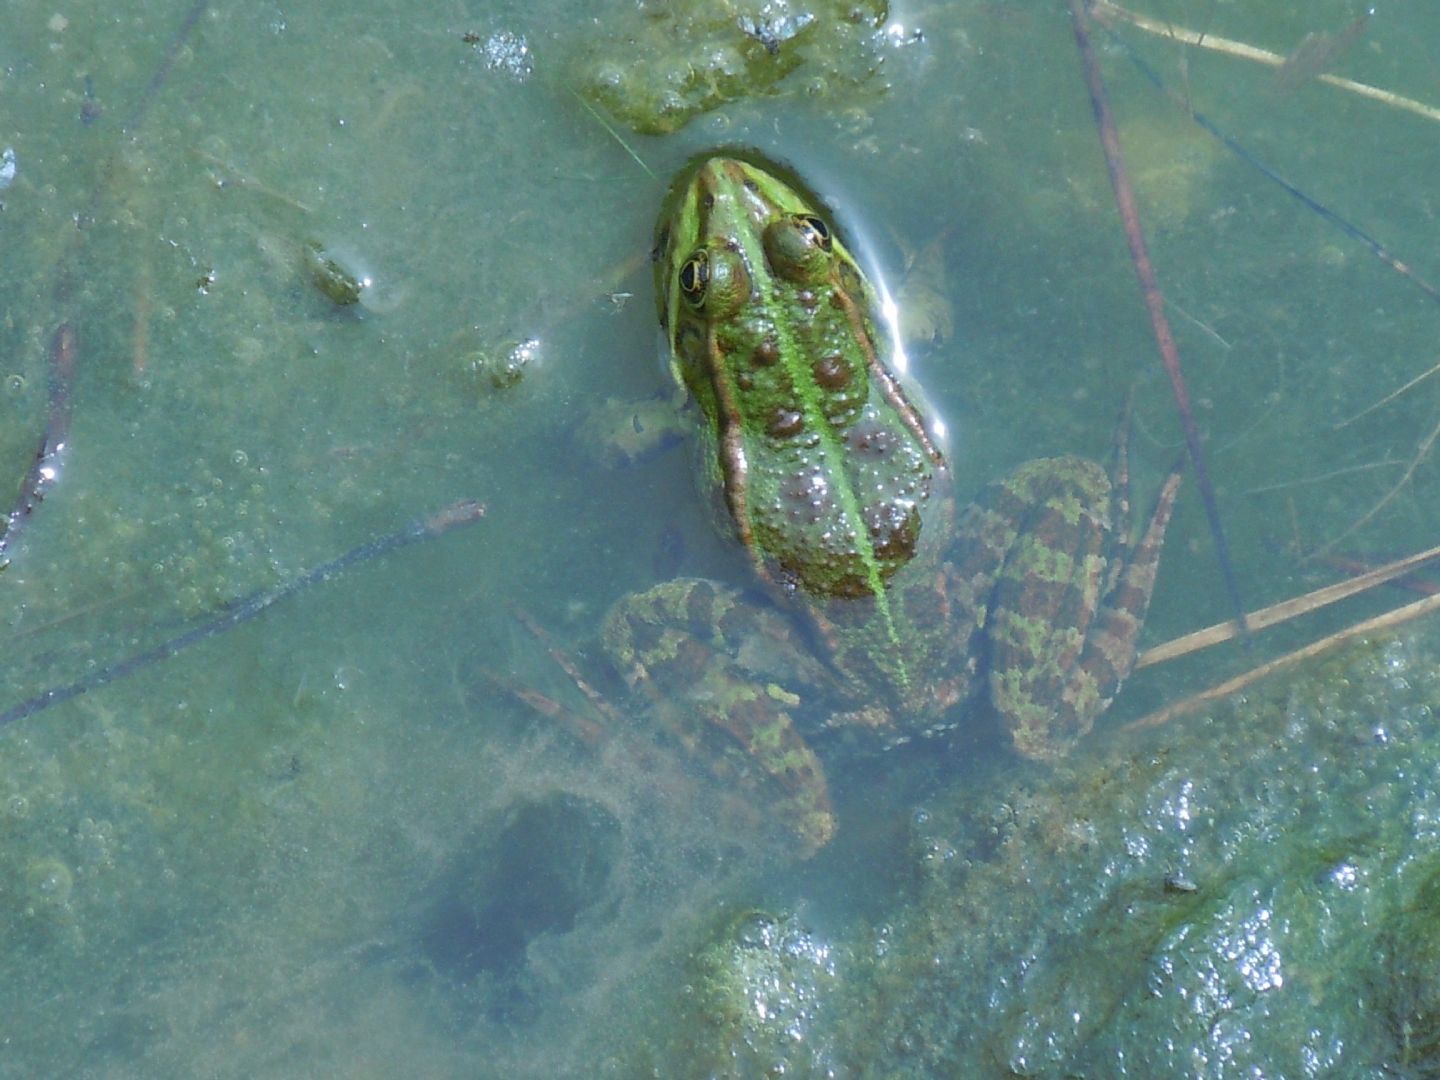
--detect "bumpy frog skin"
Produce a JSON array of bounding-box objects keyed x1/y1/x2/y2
[{"x1": 602, "y1": 154, "x2": 1180, "y2": 854}]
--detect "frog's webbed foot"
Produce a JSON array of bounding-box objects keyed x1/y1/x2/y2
[{"x1": 604, "y1": 577, "x2": 836, "y2": 854}]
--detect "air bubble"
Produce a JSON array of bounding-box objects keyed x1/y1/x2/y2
[{"x1": 26, "y1": 857, "x2": 73, "y2": 907}]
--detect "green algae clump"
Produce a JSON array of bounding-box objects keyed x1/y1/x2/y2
[{"x1": 576, "y1": 0, "x2": 890, "y2": 136}]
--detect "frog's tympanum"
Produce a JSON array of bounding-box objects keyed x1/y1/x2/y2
[{"x1": 603, "y1": 154, "x2": 1180, "y2": 854}]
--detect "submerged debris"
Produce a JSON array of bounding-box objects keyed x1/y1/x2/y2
[
  {"x1": 1275, "y1": 8, "x2": 1374, "y2": 94},
  {"x1": 459, "y1": 337, "x2": 539, "y2": 394},
  {"x1": 305, "y1": 242, "x2": 367, "y2": 307}
]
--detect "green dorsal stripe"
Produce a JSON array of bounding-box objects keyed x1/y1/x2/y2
[{"x1": 726, "y1": 217, "x2": 909, "y2": 688}]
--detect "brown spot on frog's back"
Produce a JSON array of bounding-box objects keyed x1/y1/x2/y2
[
  {"x1": 812, "y1": 353, "x2": 851, "y2": 389},
  {"x1": 767, "y1": 407, "x2": 806, "y2": 440},
  {"x1": 865, "y1": 500, "x2": 921, "y2": 567}
]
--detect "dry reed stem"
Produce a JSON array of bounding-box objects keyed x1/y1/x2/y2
[
  {"x1": 1137, "y1": 539, "x2": 1440, "y2": 668},
  {"x1": 1093, "y1": 1, "x2": 1440, "y2": 124},
  {"x1": 1128, "y1": 590, "x2": 1440, "y2": 730}
]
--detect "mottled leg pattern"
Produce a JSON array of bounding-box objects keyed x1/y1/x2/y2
[
  {"x1": 947, "y1": 420, "x2": 1182, "y2": 762},
  {"x1": 603, "y1": 577, "x2": 836, "y2": 854},
  {"x1": 987, "y1": 452, "x2": 1183, "y2": 760}
]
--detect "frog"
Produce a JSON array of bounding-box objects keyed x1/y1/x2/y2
[{"x1": 592, "y1": 153, "x2": 1181, "y2": 855}]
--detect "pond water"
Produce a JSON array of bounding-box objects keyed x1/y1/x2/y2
[{"x1": 3, "y1": 0, "x2": 1439, "y2": 1075}]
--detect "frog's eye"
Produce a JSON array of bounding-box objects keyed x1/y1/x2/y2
[
  {"x1": 678, "y1": 247, "x2": 748, "y2": 316},
  {"x1": 763, "y1": 213, "x2": 835, "y2": 283},
  {"x1": 679, "y1": 251, "x2": 709, "y2": 306},
  {"x1": 796, "y1": 214, "x2": 831, "y2": 250}
]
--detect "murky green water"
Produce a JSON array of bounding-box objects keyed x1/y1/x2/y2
[{"x1": 3, "y1": 0, "x2": 1440, "y2": 1075}]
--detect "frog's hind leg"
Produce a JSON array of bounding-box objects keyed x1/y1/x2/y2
[
  {"x1": 1101, "y1": 458, "x2": 1185, "y2": 656},
  {"x1": 1067, "y1": 459, "x2": 1185, "y2": 744},
  {"x1": 604, "y1": 577, "x2": 837, "y2": 855},
  {"x1": 993, "y1": 453, "x2": 1183, "y2": 762}
]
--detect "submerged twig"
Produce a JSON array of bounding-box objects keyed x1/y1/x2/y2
[
  {"x1": 0, "y1": 0, "x2": 213, "y2": 563},
  {"x1": 1316, "y1": 413, "x2": 1440, "y2": 555},
  {"x1": 1242, "y1": 457, "x2": 1401, "y2": 496},
  {"x1": 1, "y1": 323, "x2": 75, "y2": 565},
  {"x1": 1335, "y1": 355, "x2": 1440, "y2": 429},
  {"x1": 193, "y1": 148, "x2": 315, "y2": 214},
  {"x1": 0, "y1": 501, "x2": 485, "y2": 731},
  {"x1": 1067, "y1": 0, "x2": 1248, "y2": 634},
  {"x1": 119, "y1": 0, "x2": 211, "y2": 134}
]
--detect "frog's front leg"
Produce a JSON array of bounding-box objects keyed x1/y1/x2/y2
[
  {"x1": 603, "y1": 578, "x2": 837, "y2": 854},
  {"x1": 964, "y1": 454, "x2": 1183, "y2": 760}
]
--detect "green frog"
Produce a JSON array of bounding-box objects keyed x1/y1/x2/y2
[{"x1": 599, "y1": 154, "x2": 1180, "y2": 854}]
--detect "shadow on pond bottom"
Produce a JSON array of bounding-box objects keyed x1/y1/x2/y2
[{"x1": 402, "y1": 792, "x2": 624, "y2": 1023}]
